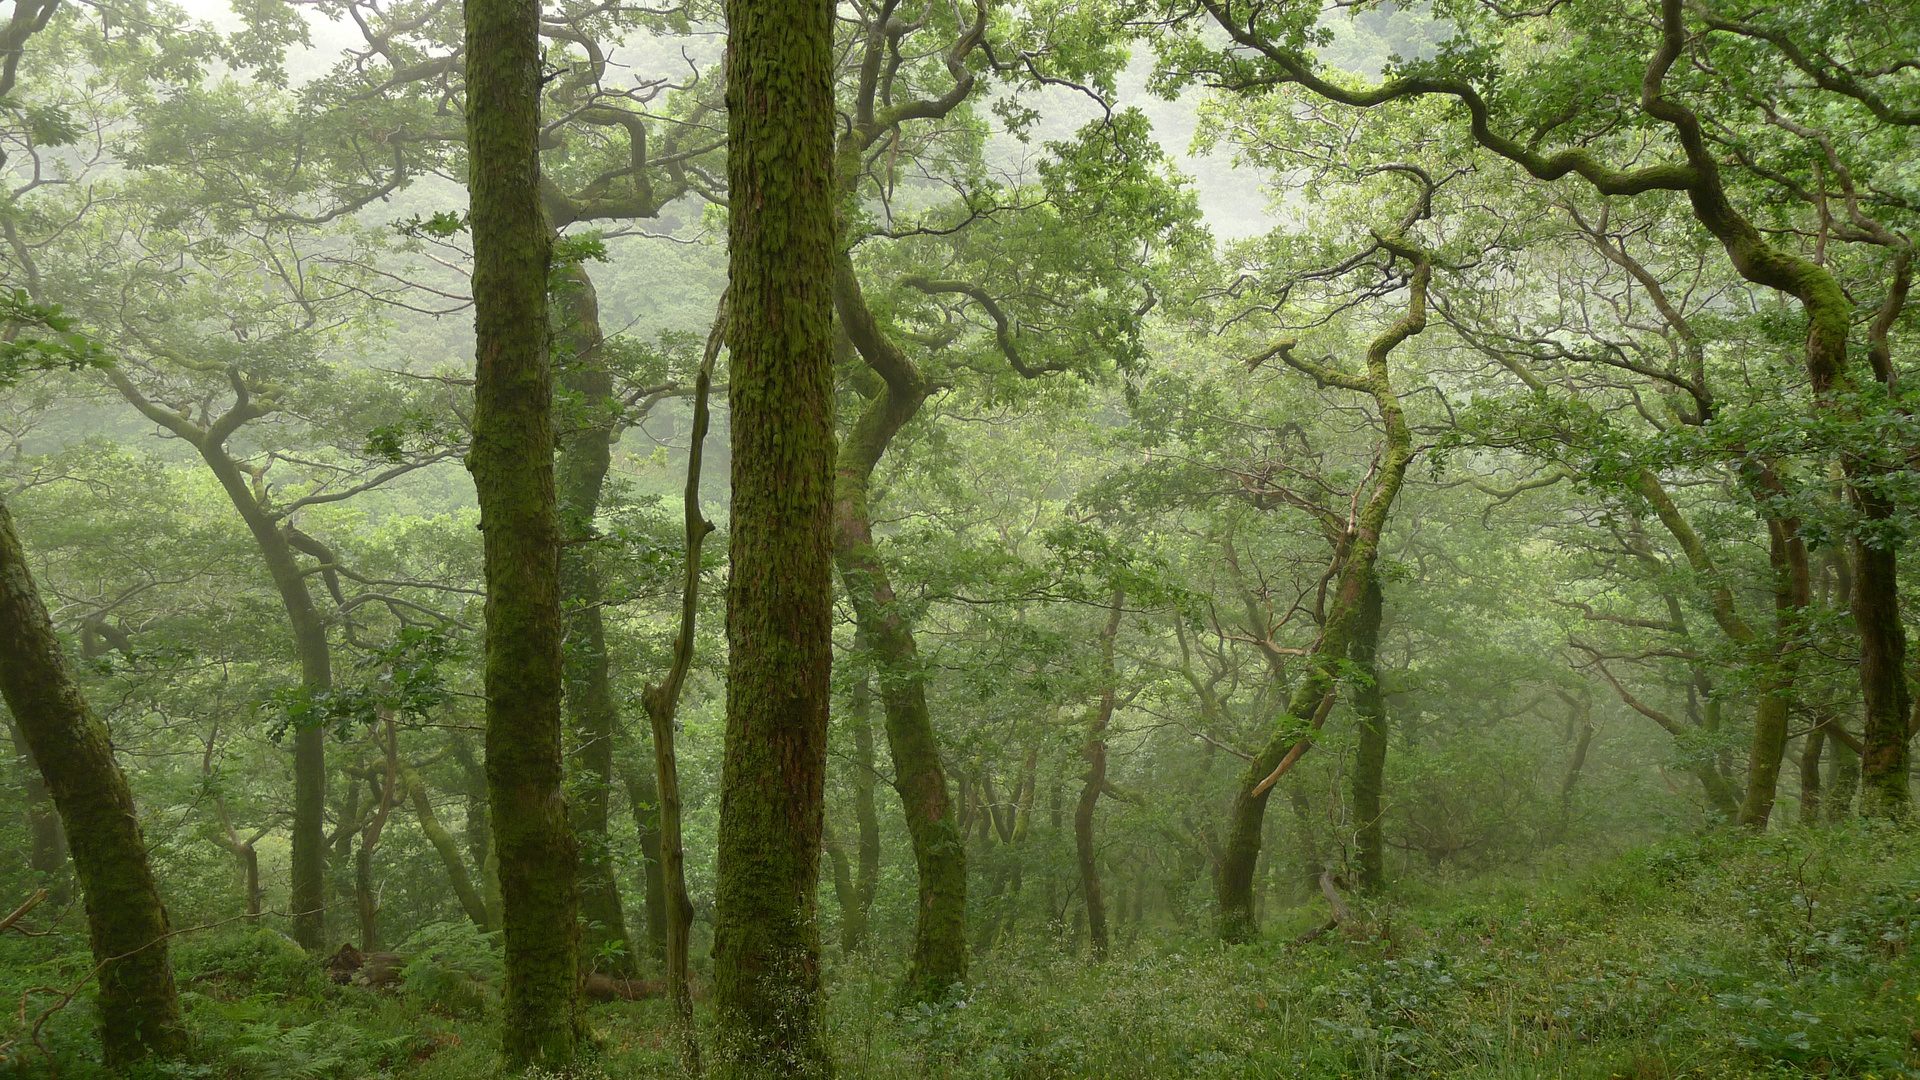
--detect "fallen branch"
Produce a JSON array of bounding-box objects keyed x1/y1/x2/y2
[{"x1": 0, "y1": 890, "x2": 47, "y2": 936}]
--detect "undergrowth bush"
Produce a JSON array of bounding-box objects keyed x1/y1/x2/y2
[{"x1": 5, "y1": 826, "x2": 1917, "y2": 1079}]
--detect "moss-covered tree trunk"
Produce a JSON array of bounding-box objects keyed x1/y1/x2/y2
[
  {"x1": 623, "y1": 753, "x2": 668, "y2": 968},
  {"x1": 8, "y1": 718, "x2": 69, "y2": 902},
  {"x1": 840, "y1": 655, "x2": 880, "y2": 954},
  {"x1": 1074, "y1": 593, "x2": 1124, "y2": 961},
  {"x1": 1798, "y1": 727, "x2": 1824, "y2": 826},
  {"x1": 0, "y1": 494, "x2": 186, "y2": 1067},
  {"x1": 1737, "y1": 515, "x2": 1811, "y2": 828},
  {"x1": 831, "y1": 270, "x2": 966, "y2": 1000},
  {"x1": 465, "y1": 0, "x2": 575, "y2": 1059},
  {"x1": 712, "y1": 0, "x2": 837, "y2": 1062},
  {"x1": 1349, "y1": 578, "x2": 1388, "y2": 894},
  {"x1": 403, "y1": 764, "x2": 492, "y2": 930},
  {"x1": 1217, "y1": 253, "x2": 1429, "y2": 941},
  {"x1": 555, "y1": 260, "x2": 639, "y2": 978}
]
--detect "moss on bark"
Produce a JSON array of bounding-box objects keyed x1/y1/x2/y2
[
  {"x1": 465, "y1": 0, "x2": 577, "y2": 1060},
  {"x1": 0, "y1": 494, "x2": 187, "y2": 1067},
  {"x1": 712, "y1": 0, "x2": 838, "y2": 1063}
]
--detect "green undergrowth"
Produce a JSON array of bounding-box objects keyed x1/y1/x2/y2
[{"x1": 5, "y1": 825, "x2": 1917, "y2": 1079}]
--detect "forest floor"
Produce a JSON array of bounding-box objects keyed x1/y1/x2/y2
[{"x1": 6, "y1": 824, "x2": 1918, "y2": 1080}]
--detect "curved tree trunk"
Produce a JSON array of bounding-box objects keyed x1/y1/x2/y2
[
  {"x1": 643, "y1": 307, "x2": 721, "y2": 1072},
  {"x1": 555, "y1": 259, "x2": 639, "y2": 978},
  {"x1": 466, "y1": 0, "x2": 576, "y2": 1058},
  {"x1": 107, "y1": 367, "x2": 334, "y2": 950},
  {"x1": 1217, "y1": 253, "x2": 1430, "y2": 941},
  {"x1": 403, "y1": 763, "x2": 492, "y2": 930},
  {"x1": 711, "y1": 0, "x2": 838, "y2": 1060},
  {"x1": 1074, "y1": 592, "x2": 1125, "y2": 960},
  {"x1": 1349, "y1": 578, "x2": 1388, "y2": 893},
  {"x1": 831, "y1": 267, "x2": 967, "y2": 1000},
  {"x1": 0, "y1": 494, "x2": 186, "y2": 1066}
]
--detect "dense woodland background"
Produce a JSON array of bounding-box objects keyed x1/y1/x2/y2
[{"x1": 0, "y1": 0, "x2": 1918, "y2": 1075}]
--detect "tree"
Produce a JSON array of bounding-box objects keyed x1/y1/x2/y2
[
  {"x1": 0, "y1": 494, "x2": 186, "y2": 1066},
  {"x1": 465, "y1": 0, "x2": 575, "y2": 1065},
  {"x1": 709, "y1": 0, "x2": 837, "y2": 1071}
]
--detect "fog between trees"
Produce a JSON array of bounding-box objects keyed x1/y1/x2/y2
[{"x1": 0, "y1": 0, "x2": 1917, "y2": 1076}]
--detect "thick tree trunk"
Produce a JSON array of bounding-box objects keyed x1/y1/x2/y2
[
  {"x1": 1349, "y1": 578, "x2": 1388, "y2": 893},
  {"x1": 1074, "y1": 593, "x2": 1125, "y2": 960},
  {"x1": 466, "y1": 0, "x2": 576, "y2": 1059},
  {"x1": 0, "y1": 494, "x2": 186, "y2": 1066},
  {"x1": 712, "y1": 0, "x2": 838, "y2": 1059},
  {"x1": 556, "y1": 260, "x2": 639, "y2": 978}
]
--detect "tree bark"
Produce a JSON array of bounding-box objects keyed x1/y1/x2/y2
[
  {"x1": 712, "y1": 0, "x2": 838, "y2": 1059},
  {"x1": 556, "y1": 259, "x2": 639, "y2": 978},
  {"x1": 1349, "y1": 577, "x2": 1388, "y2": 893},
  {"x1": 9, "y1": 717, "x2": 69, "y2": 902},
  {"x1": 1075, "y1": 592, "x2": 1125, "y2": 960},
  {"x1": 403, "y1": 763, "x2": 492, "y2": 930},
  {"x1": 1737, "y1": 513, "x2": 1811, "y2": 828},
  {"x1": 1217, "y1": 253, "x2": 1429, "y2": 941},
  {"x1": 643, "y1": 301, "x2": 722, "y2": 1073},
  {"x1": 104, "y1": 369, "x2": 334, "y2": 950},
  {"x1": 466, "y1": 0, "x2": 576, "y2": 1058},
  {"x1": 1828, "y1": 732, "x2": 1861, "y2": 821},
  {"x1": 1799, "y1": 726, "x2": 1825, "y2": 826},
  {"x1": 0, "y1": 494, "x2": 186, "y2": 1066},
  {"x1": 841, "y1": 655, "x2": 880, "y2": 954},
  {"x1": 623, "y1": 752, "x2": 668, "y2": 968}
]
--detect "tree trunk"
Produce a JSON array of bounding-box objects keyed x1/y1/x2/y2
[
  {"x1": 712, "y1": 0, "x2": 838, "y2": 1058},
  {"x1": 1799, "y1": 727, "x2": 1825, "y2": 826},
  {"x1": 1216, "y1": 255, "x2": 1427, "y2": 941},
  {"x1": 0, "y1": 494, "x2": 186, "y2": 1066},
  {"x1": 104, "y1": 369, "x2": 338, "y2": 951},
  {"x1": 1349, "y1": 578, "x2": 1388, "y2": 893},
  {"x1": 466, "y1": 0, "x2": 575, "y2": 1058},
  {"x1": 1075, "y1": 592, "x2": 1124, "y2": 961},
  {"x1": 1828, "y1": 732, "x2": 1861, "y2": 821},
  {"x1": 841, "y1": 657, "x2": 881, "y2": 954},
  {"x1": 1558, "y1": 703, "x2": 1595, "y2": 841},
  {"x1": 9, "y1": 718, "x2": 69, "y2": 902},
  {"x1": 403, "y1": 764, "x2": 492, "y2": 930},
  {"x1": 1852, "y1": 538, "x2": 1910, "y2": 815},
  {"x1": 1737, "y1": 515, "x2": 1811, "y2": 828},
  {"x1": 623, "y1": 752, "x2": 668, "y2": 969},
  {"x1": 556, "y1": 260, "x2": 639, "y2": 979}
]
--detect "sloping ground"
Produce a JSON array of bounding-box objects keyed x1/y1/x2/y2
[
  {"x1": 5, "y1": 825, "x2": 1916, "y2": 1079},
  {"x1": 830, "y1": 826, "x2": 1920, "y2": 1080}
]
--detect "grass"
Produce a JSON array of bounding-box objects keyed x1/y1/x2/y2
[{"x1": 6, "y1": 823, "x2": 1917, "y2": 1079}]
